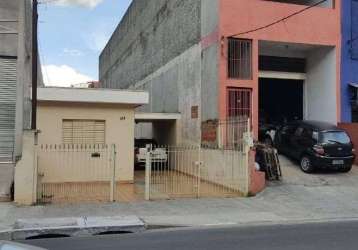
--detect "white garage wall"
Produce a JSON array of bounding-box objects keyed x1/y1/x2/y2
[
  {"x1": 135, "y1": 123, "x2": 153, "y2": 139},
  {"x1": 305, "y1": 47, "x2": 337, "y2": 124}
]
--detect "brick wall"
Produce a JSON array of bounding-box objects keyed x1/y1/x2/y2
[{"x1": 338, "y1": 123, "x2": 358, "y2": 165}]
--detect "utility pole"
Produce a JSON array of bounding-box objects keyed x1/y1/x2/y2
[{"x1": 31, "y1": 0, "x2": 38, "y2": 130}]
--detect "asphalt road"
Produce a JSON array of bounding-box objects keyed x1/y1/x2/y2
[{"x1": 20, "y1": 220, "x2": 358, "y2": 250}]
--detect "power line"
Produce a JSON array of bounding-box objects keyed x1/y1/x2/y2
[{"x1": 229, "y1": 0, "x2": 328, "y2": 37}]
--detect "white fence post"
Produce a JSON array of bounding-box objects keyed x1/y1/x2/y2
[
  {"x1": 244, "y1": 118, "x2": 252, "y2": 196},
  {"x1": 32, "y1": 144, "x2": 39, "y2": 204},
  {"x1": 197, "y1": 144, "x2": 201, "y2": 198},
  {"x1": 145, "y1": 144, "x2": 152, "y2": 201},
  {"x1": 218, "y1": 122, "x2": 222, "y2": 149},
  {"x1": 110, "y1": 144, "x2": 116, "y2": 202}
]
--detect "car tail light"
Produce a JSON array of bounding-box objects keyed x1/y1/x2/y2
[
  {"x1": 352, "y1": 148, "x2": 356, "y2": 153},
  {"x1": 313, "y1": 145, "x2": 325, "y2": 155}
]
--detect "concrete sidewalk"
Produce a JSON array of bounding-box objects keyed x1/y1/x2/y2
[
  {"x1": 0, "y1": 180, "x2": 358, "y2": 230},
  {"x1": 1, "y1": 159, "x2": 357, "y2": 231}
]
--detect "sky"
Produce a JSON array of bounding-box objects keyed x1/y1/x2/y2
[{"x1": 39, "y1": 0, "x2": 132, "y2": 87}]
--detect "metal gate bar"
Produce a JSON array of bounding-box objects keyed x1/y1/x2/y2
[
  {"x1": 36, "y1": 144, "x2": 116, "y2": 204},
  {"x1": 146, "y1": 118, "x2": 251, "y2": 200}
]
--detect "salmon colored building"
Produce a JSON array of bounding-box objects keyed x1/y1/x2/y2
[
  {"x1": 216, "y1": 0, "x2": 341, "y2": 137},
  {"x1": 100, "y1": 0, "x2": 342, "y2": 195},
  {"x1": 100, "y1": 0, "x2": 341, "y2": 144}
]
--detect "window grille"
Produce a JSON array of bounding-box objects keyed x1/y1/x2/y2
[
  {"x1": 228, "y1": 38, "x2": 252, "y2": 79},
  {"x1": 227, "y1": 88, "x2": 252, "y2": 119}
]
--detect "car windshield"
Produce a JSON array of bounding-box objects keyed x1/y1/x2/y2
[{"x1": 319, "y1": 131, "x2": 351, "y2": 144}]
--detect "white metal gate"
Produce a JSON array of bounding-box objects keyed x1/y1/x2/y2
[
  {"x1": 145, "y1": 119, "x2": 252, "y2": 200},
  {"x1": 36, "y1": 144, "x2": 116, "y2": 203},
  {"x1": 0, "y1": 57, "x2": 17, "y2": 162}
]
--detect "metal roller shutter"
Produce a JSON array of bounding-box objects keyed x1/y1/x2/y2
[
  {"x1": 0, "y1": 57, "x2": 17, "y2": 162},
  {"x1": 62, "y1": 120, "x2": 105, "y2": 144}
]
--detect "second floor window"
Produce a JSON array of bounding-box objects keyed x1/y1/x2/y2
[{"x1": 228, "y1": 38, "x2": 252, "y2": 79}]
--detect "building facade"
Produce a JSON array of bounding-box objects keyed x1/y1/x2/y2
[
  {"x1": 0, "y1": 0, "x2": 39, "y2": 200},
  {"x1": 341, "y1": 0, "x2": 358, "y2": 123},
  {"x1": 100, "y1": 0, "x2": 341, "y2": 144},
  {"x1": 15, "y1": 87, "x2": 149, "y2": 205}
]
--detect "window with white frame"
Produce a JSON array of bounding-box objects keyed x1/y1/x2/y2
[{"x1": 62, "y1": 119, "x2": 105, "y2": 144}]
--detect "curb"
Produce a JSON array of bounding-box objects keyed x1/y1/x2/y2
[
  {"x1": 0, "y1": 216, "x2": 145, "y2": 240},
  {"x1": 143, "y1": 216, "x2": 358, "y2": 231}
]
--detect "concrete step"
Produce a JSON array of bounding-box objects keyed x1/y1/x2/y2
[{"x1": 0, "y1": 216, "x2": 145, "y2": 240}]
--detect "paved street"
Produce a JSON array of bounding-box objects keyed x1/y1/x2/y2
[{"x1": 20, "y1": 220, "x2": 358, "y2": 250}]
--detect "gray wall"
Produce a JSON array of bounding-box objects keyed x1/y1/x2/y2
[
  {"x1": 201, "y1": 45, "x2": 219, "y2": 121},
  {"x1": 152, "y1": 121, "x2": 177, "y2": 145},
  {"x1": 100, "y1": 0, "x2": 222, "y2": 143},
  {"x1": 133, "y1": 45, "x2": 202, "y2": 144},
  {"x1": 201, "y1": 0, "x2": 218, "y2": 37},
  {"x1": 201, "y1": 0, "x2": 219, "y2": 122},
  {"x1": 15, "y1": 0, "x2": 35, "y2": 160},
  {"x1": 0, "y1": 0, "x2": 19, "y2": 57},
  {"x1": 0, "y1": 0, "x2": 36, "y2": 160},
  {"x1": 99, "y1": 0, "x2": 201, "y2": 89}
]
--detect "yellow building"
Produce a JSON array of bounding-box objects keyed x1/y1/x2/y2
[{"x1": 14, "y1": 87, "x2": 149, "y2": 205}]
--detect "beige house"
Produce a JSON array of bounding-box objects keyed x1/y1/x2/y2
[
  {"x1": 14, "y1": 87, "x2": 149, "y2": 204},
  {"x1": 14, "y1": 87, "x2": 261, "y2": 205}
]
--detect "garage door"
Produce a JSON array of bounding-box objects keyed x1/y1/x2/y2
[
  {"x1": 0, "y1": 57, "x2": 17, "y2": 162},
  {"x1": 259, "y1": 78, "x2": 304, "y2": 124}
]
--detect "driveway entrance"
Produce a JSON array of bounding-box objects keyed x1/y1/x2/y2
[{"x1": 278, "y1": 155, "x2": 358, "y2": 187}]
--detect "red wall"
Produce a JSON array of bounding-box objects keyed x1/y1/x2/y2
[
  {"x1": 217, "y1": 0, "x2": 341, "y2": 137},
  {"x1": 249, "y1": 150, "x2": 266, "y2": 195},
  {"x1": 338, "y1": 123, "x2": 358, "y2": 165}
]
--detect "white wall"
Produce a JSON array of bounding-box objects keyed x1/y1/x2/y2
[
  {"x1": 305, "y1": 47, "x2": 337, "y2": 124},
  {"x1": 135, "y1": 123, "x2": 153, "y2": 139},
  {"x1": 14, "y1": 130, "x2": 37, "y2": 205}
]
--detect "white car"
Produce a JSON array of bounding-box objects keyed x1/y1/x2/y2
[
  {"x1": 134, "y1": 139, "x2": 168, "y2": 165},
  {"x1": 136, "y1": 147, "x2": 168, "y2": 164}
]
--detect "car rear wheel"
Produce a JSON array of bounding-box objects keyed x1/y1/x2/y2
[{"x1": 300, "y1": 155, "x2": 314, "y2": 173}]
